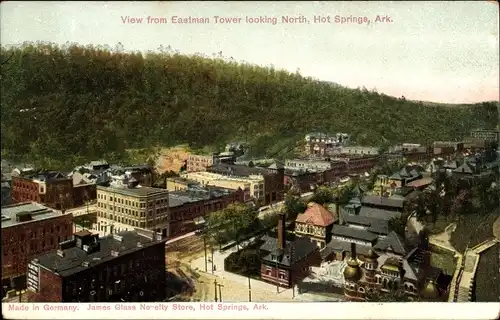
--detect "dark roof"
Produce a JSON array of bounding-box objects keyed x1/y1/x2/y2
[
  {"x1": 359, "y1": 206, "x2": 402, "y2": 221},
  {"x1": 35, "y1": 230, "x2": 166, "y2": 277},
  {"x1": 208, "y1": 164, "x2": 272, "y2": 177},
  {"x1": 453, "y1": 161, "x2": 476, "y2": 174},
  {"x1": 341, "y1": 211, "x2": 390, "y2": 235},
  {"x1": 373, "y1": 231, "x2": 409, "y2": 256},
  {"x1": 331, "y1": 225, "x2": 378, "y2": 242},
  {"x1": 324, "y1": 239, "x2": 372, "y2": 256},
  {"x1": 361, "y1": 195, "x2": 405, "y2": 209},
  {"x1": 260, "y1": 236, "x2": 317, "y2": 267}
]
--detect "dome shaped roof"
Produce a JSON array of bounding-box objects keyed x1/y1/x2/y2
[
  {"x1": 364, "y1": 249, "x2": 379, "y2": 261},
  {"x1": 421, "y1": 280, "x2": 439, "y2": 299},
  {"x1": 343, "y1": 258, "x2": 362, "y2": 281}
]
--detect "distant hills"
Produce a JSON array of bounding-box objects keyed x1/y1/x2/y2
[{"x1": 1, "y1": 42, "x2": 498, "y2": 170}]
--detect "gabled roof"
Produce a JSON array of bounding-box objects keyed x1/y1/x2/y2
[
  {"x1": 361, "y1": 195, "x2": 405, "y2": 209},
  {"x1": 295, "y1": 203, "x2": 337, "y2": 227},
  {"x1": 453, "y1": 161, "x2": 476, "y2": 174},
  {"x1": 331, "y1": 225, "x2": 378, "y2": 242},
  {"x1": 373, "y1": 231, "x2": 409, "y2": 256},
  {"x1": 260, "y1": 236, "x2": 318, "y2": 267},
  {"x1": 359, "y1": 206, "x2": 402, "y2": 221}
]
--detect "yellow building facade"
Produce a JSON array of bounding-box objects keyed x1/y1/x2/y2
[
  {"x1": 180, "y1": 171, "x2": 265, "y2": 203},
  {"x1": 165, "y1": 177, "x2": 199, "y2": 192},
  {"x1": 96, "y1": 186, "x2": 170, "y2": 237}
]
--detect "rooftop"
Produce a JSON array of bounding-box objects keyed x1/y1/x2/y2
[
  {"x1": 34, "y1": 229, "x2": 166, "y2": 277},
  {"x1": 1, "y1": 202, "x2": 63, "y2": 228},
  {"x1": 361, "y1": 195, "x2": 405, "y2": 209},
  {"x1": 97, "y1": 185, "x2": 168, "y2": 198},
  {"x1": 260, "y1": 235, "x2": 318, "y2": 267},
  {"x1": 166, "y1": 177, "x2": 200, "y2": 186},
  {"x1": 296, "y1": 203, "x2": 337, "y2": 227},
  {"x1": 331, "y1": 225, "x2": 378, "y2": 243},
  {"x1": 168, "y1": 186, "x2": 232, "y2": 208},
  {"x1": 208, "y1": 163, "x2": 282, "y2": 177}
]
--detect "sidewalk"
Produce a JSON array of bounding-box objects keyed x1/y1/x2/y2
[{"x1": 190, "y1": 248, "x2": 296, "y2": 299}]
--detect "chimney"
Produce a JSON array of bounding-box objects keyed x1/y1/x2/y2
[
  {"x1": 398, "y1": 259, "x2": 406, "y2": 282},
  {"x1": 351, "y1": 243, "x2": 357, "y2": 259},
  {"x1": 277, "y1": 213, "x2": 286, "y2": 250}
]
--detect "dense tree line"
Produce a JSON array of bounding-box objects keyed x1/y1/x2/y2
[{"x1": 1, "y1": 42, "x2": 498, "y2": 170}]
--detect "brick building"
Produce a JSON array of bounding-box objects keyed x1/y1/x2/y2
[
  {"x1": 11, "y1": 171, "x2": 96, "y2": 210},
  {"x1": 341, "y1": 156, "x2": 379, "y2": 174},
  {"x1": 168, "y1": 186, "x2": 245, "y2": 238},
  {"x1": 207, "y1": 162, "x2": 285, "y2": 205},
  {"x1": 1, "y1": 202, "x2": 73, "y2": 293},
  {"x1": 27, "y1": 229, "x2": 167, "y2": 302},
  {"x1": 259, "y1": 214, "x2": 321, "y2": 288}
]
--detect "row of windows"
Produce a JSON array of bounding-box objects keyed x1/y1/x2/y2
[
  {"x1": 3, "y1": 234, "x2": 71, "y2": 257},
  {"x1": 97, "y1": 202, "x2": 168, "y2": 217},
  {"x1": 97, "y1": 196, "x2": 167, "y2": 208}
]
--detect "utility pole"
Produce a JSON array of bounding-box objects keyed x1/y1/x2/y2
[
  {"x1": 275, "y1": 260, "x2": 279, "y2": 294},
  {"x1": 203, "y1": 228, "x2": 208, "y2": 272},
  {"x1": 214, "y1": 279, "x2": 218, "y2": 302},
  {"x1": 248, "y1": 276, "x2": 252, "y2": 302},
  {"x1": 211, "y1": 246, "x2": 214, "y2": 274},
  {"x1": 217, "y1": 283, "x2": 224, "y2": 302}
]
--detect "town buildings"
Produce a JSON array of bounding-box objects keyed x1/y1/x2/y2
[
  {"x1": 181, "y1": 171, "x2": 262, "y2": 203},
  {"x1": 470, "y1": 129, "x2": 500, "y2": 142},
  {"x1": 342, "y1": 239, "x2": 448, "y2": 301},
  {"x1": 95, "y1": 182, "x2": 170, "y2": 237},
  {"x1": 207, "y1": 162, "x2": 285, "y2": 205},
  {"x1": 304, "y1": 132, "x2": 349, "y2": 156},
  {"x1": 186, "y1": 152, "x2": 238, "y2": 173},
  {"x1": 283, "y1": 159, "x2": 349, "y2": 192},
  {"x1": 11, "y1": 171, "x2": 74, "y2": 210},
  {"x1": 1, "y1": 202, "x2": 73, "y2": 292},
  {"x1": 27, "y1": 229, "x2": 167, "y2": 302},
  {"x1": 166, "y1": 177, "x2": 200, "y2": 192},
  {"x1": 168, "y1": 185, "x2": 245, "y2": 238},
  {"x1": 259, "y1": 213, "x2": 321, "y2": 288},
  {"x1": 294, "y1": 203, "x2": 338, "y2": 249}
]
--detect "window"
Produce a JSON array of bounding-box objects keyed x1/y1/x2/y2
[{"x1": 266, "y1": 266, "x2": 272, "y2": 275}]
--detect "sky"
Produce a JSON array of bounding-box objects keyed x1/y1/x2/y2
[{"x1": 1, "y1": 1, "x2": 499, "y2": 104}]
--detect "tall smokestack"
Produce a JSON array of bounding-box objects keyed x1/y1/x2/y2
[
  {"x1": 277, "y1": 213, "x2": 286, "y2": 250},
  {"x1": 351, "y1": 243, "x2": 357, "y2": 259}
]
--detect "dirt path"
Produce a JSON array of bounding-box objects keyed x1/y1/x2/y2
[
  {"x1": 492, "y1": 216, "x2": 500, "y2": 240},
  {"x1": 429, "y1": 222, "x2": 458, "y2": 252}
]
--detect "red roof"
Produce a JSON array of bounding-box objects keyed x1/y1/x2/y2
[{"x1": 295, "y1": 203, "x2": 337, "y2": 227}]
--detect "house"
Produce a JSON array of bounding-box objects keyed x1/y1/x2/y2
[
  {"x1": 294, "y1": 203, "x2": 338, "y2": 249},
  {"x1": 388, "y1": 166, "x2": 424, "y2": 188},
  {"x1": 259, "y1": 213, "x2": 321, "y2": 288}
]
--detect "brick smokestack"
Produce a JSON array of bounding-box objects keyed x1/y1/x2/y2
[
  {"x1": 277, "y1": 213, "x2": 286, "y2": 250},
  {"x1": 351, "y1": 242, "x2": 357, "y2": 259}
]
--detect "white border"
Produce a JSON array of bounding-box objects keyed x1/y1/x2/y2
[{"x1": 2, "y1": 302, "x2": 500, "y2": 319}]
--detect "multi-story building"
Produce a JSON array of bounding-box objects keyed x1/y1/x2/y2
[
  {"x1": 186, "y1": 152, "x2": 238, "y2": 173},
  {"x1": 344, "y1": 156, "x2": 380, "y2": 174},
  {"x1": 433, "y1": 141, "x2": 464, "y2": 154},
  {"x1": 285, "y1": 159, "x2": 334, "y2": 171},
  {"x1": 1, "y1": 202, "x2": 73, "y2": 292},
  {"x1": 187, "y1": 154, "x2": 214, "y2": 173},
  {"x1": 207, "y1": 162, "x2": 285, "y2": 205},
  {"x1": 168, "y1": 186, "x2": 245, "y2": 237},
  {"x1": 27, "y1": 229, "x2": 167, "y2": 302},
  {"x1": 259, "y1": 213, "x2": 321, "y2": 288},
  {"x1": 334, "y1": 146, "x2": 380, "y2": 156},
  {"x1": 95, "y1": 183, "x2": 170, "y2": 237},
  {"x1": 470, "y1": 129, "x2": 500, "y2": 142},
  {"x1": 11, "y1": 171, "x2": 74, "y2": 210},
  {"x1": 304, "y1": 132, "x2": 349, "y2": 156},
  {"x1": 294, "y1": 203, "x2": 338, "y2": 249},
  {"x1": 166, "y1": 177, "x2": 201, "y2": 192},
  {"x1": 121, "y1": 165, "x2": 155, "y2": 187},
  {"x1": 181, "y1": 171, "x2": 264, "y2": 204}
]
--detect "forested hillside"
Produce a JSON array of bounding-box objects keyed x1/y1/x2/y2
[{"x1": 1, "y1": 42, "x2": 498, "y2": 169}]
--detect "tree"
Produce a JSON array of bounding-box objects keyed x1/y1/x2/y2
[
  {"x1": 1, "y1": 42, "x2": 497, "y2": 171},
  {"x1": 206, "y1": 202, "x2": 257, "y2": 247},
  {"x1": 388, "y1": 214, "x2": 408, "y2": 239},
  {"x1": 283, "y1": 189, "x2": 307, "y2": 221},
  {"x1": 310, "y1": 186, "x2": 335, "y2": 205}
]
